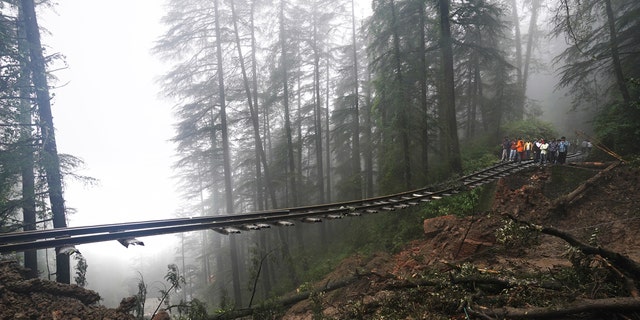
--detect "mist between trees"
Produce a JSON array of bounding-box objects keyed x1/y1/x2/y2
[{"x1": 1, "y1": 0, "x2": 639, "y2": 314}]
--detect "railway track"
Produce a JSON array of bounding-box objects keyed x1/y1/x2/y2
[{"x1": 0, "y1": 155, "x2": 579, "y2": 254}]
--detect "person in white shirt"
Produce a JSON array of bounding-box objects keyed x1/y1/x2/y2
[{"x1": 539, "y1": 139, "x2": 549, "y2": 165}]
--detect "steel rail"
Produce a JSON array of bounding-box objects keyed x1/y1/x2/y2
[
  {"x1": 0, "y1": 209, "x2": 291, "y2": 243},
  {"x1": 0, "y1": 155, "x2": 578, "y2": 254}
]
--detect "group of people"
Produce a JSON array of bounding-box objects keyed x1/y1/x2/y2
[{"x1": 501, "y1": 136, "x2": 572, "y2": 165}]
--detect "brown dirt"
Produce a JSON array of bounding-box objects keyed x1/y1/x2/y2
[
  {"x1": 0, "y1": 259, "x2": 137, "y2": 320},
  {"x1": 282, "y1": 162, "x2": 640, "y2": 319},
  {"x1": 2, "y1": 162, "x2": 640, "y2": 319}
]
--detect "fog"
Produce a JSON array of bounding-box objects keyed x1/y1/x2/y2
[
  {"x1": 75, "y1": 237, "x2": 177, "y2": 308},
  {"x1": 33, "y1": 0, "x2": 594, "y2": 309},
  {"x1": 40, "y1": 0, "x2": 183, "y2": 307},
  {"x1": 521, "y1": 11, "x2": 596, "y2": 138}
]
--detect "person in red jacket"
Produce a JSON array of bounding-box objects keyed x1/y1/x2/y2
[{"x1": 516, "y1": 138, "x2": 525, "y2": 163}]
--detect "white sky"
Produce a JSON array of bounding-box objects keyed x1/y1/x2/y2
[
  {"x1": 42, "y1": 0, "x2": 179, "y2": 228},
  {"x1": 36, "y1": 1, "x2": 182, "y2": 301}
]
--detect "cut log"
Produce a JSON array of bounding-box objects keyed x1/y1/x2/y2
[{"x1": 475, "y1": 297, "x2": 640, "y2": 319}]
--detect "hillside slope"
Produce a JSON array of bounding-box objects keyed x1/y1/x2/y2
[{"x1": 282, "y1": 162, "x2": 640, "y2": 319}]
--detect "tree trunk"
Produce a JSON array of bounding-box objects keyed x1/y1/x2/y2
[
  {"x1": 511, "y1": 0, "x2": 525, "y2": 118},
  {"x1": 522, "y1": 0, "x2": 539, "y2": 97},
  {"x1": 213, "y1": 0, "x2": 240, "y2": 305},
  {"x1": 311, "y1": 7, "x2": 325, "y2": 203},
  {"x1": 324, "y1": 58, "x2": 332, "y2": 202},
  {"x1": 280, "y1": 0, "x2": 298, "y2": 206},
  {"x1": 20, "y1": 0, "x2": 69, "y2": 284},
  {"x1": 465, "y1": 63, "x2": 474, "y2": 138},
  {"x1": 475, "y1": 62, "x2": 488, "y2": 132},
  {"x1": 508, "y1": 211, "x2": 640, "y2": 280},
  {"x1": 257, "y1": 232, "x2": 272, "y2": 301},
  {"x1": 249, "y1": 2, "x2": 277, "y2": 209},
  {"x1": 418, "y1": 0, "x2": 430, "y2": 182},
  {"x1": 493, "y1": 62, "x2": 507, "y2": 140},
  {"x1": 390, "y1": 0, "x2": 412, "y2": 189},
  {"x1": 363, "y1": 66, "x2": 374, "y2": 198},
  {"x1": 17, "y1": 8, "x2": 37, "y2": 279},
  {"x1": 437, "y1": 0, "x2": 463, "y2": 175},
  {"x1": 350, "y1": 0, "x2": 362, "y2": 199},
  {"x1": 231, "y1": 0, "x2": 278, "y2": 210},
  {"x1": 482, "y1": 297, "x2": 640, "y2": 319},
  {"x1": 603, "y1": 0, "x2": 631, "y2": 105}
]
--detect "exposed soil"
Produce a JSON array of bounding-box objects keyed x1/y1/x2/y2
[
  {"x1": 1, "y1": 162, "x2": 640, "y2": 319},
  {"x1": 0, "y1": 259, "x2": 137, "y2": 320},
  {"x1": 281, "y1": 162, "x2": 640, "y2": 319}
]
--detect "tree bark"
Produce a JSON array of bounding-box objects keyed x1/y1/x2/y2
[
  {"x1": 17, "y1": 7, "x2": 37, "y2": 279},
  {"x1": 213, "y1": 0, "x2": 241, "y2": 305},
  {"x1": 20, "y1": 0, "x2": 69, "y2": 284},
  {"x1": 418, "y1": 0, "x2": 430, "y2": 183},
  {"x1": 312, "y1": 7, "x2": 325, "y2": 203},
  {"x1": 231, "y1": 0, "x2": 277, "y2": 210},
  {"x1": 363, "y1": 66, "x2": 374, "y2": 198},
  {"x1": 350, "y1": 0, "x2": 362, "y2": 199},
  {"x1": 522, "y1": 0, "x2": 539, "y2": 97},
  {"x1": 511, "y1": 0, "x2": 525, "y2": 119},
  {"x1": 603, "y1": 0, "x2": 631, "y2": 105},
  {"x1": 437, "y1": 0, "x2": 463, "y2": 175},
  {"x1": 511, "y1": 0, "x2": 523, "y2": 86},
  {"x1": 480, "y1": 297, "x2": 640, "y2": 319},
  {"x1": 389, "y1": 0, "x2": 412, "y2": 189},
  {"x1": 249, "y1": 2, "x2": 278, "y2": 209},
  {"x1": 280, "y1": 0, "x2": 298, "y2": 206},
  {"x1": 324, "y1": 58, "x2": 332, "y2": 202}
]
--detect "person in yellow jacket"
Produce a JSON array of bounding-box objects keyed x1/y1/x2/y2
[{"x1": 524, "y1": 140, "x2": 532, "y2": 159}]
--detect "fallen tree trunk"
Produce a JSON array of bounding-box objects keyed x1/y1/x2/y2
[
  {"x1": 507, "y1": 213, "x2": 640, "y2": 280},
  {"x1": 568, "y1": 161, "x2": 611, "y2": 169},
  {"x1": 551, "y1": 161, "x2": 620, "y2": 214},
  {"x1": 474, "y1": 297, "x2": 640, "y2": 319},
  {"x1": 209, "y1": 273, "x2": 364, "y2": 319}
]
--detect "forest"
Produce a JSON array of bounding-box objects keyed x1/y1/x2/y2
[{"x1": 1, "y1": 0, "x2": 639, "y2": 318}]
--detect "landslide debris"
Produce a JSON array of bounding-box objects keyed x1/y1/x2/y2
[
  {"x1": 281, "y1": 162, "x2": 640, "y2": 320},
  {"x1": 0, "y1": 259, "x2": 136, "y2": 320}
]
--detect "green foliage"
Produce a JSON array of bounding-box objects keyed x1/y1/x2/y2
[
  {"x1": 175, "y1": 298, "x2": 208, "y2": 320},
  {"x1": 73, "y1": 253, "x2": 88, "y2": 287},
  {"x1": 350, "y1": 210, "x2": 425, "y2": 255},
  {"x1": 501, "y1": 119, "x2": 556, "y2": 141},
  {"x1": 148, "y1": 264, "x2": 186, "y2": 319},
  {"x1": 593, "y1": 97, "x2": 640, "y2": 156},
  {"x1": 419, "y1": 188, "x2": 481, "y2": 219},
  {"x1": 495, "y1": 219, "x2": 540, "y2": 249},
  {"x1": 545, "y1": 165, "x2": 598, "y2": 200},
  {"x1": 460, "y1": 132, "x2": 505, "y2": 165},
  {"x1": 249, "y1": 298, "x2": 286, "y2": 320},
  {"x1": 134, "y1": 272, "x2": 147, "y2": 320},
  {"x1": 309, "y1": 290, "x2": 326, "y2": 320},
  {"x1": 463, "y1": 151, "x2": 502, "y2": 174},
  {"x1": 559, "y1": 245, "x2": 625, "y2": 298}
]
